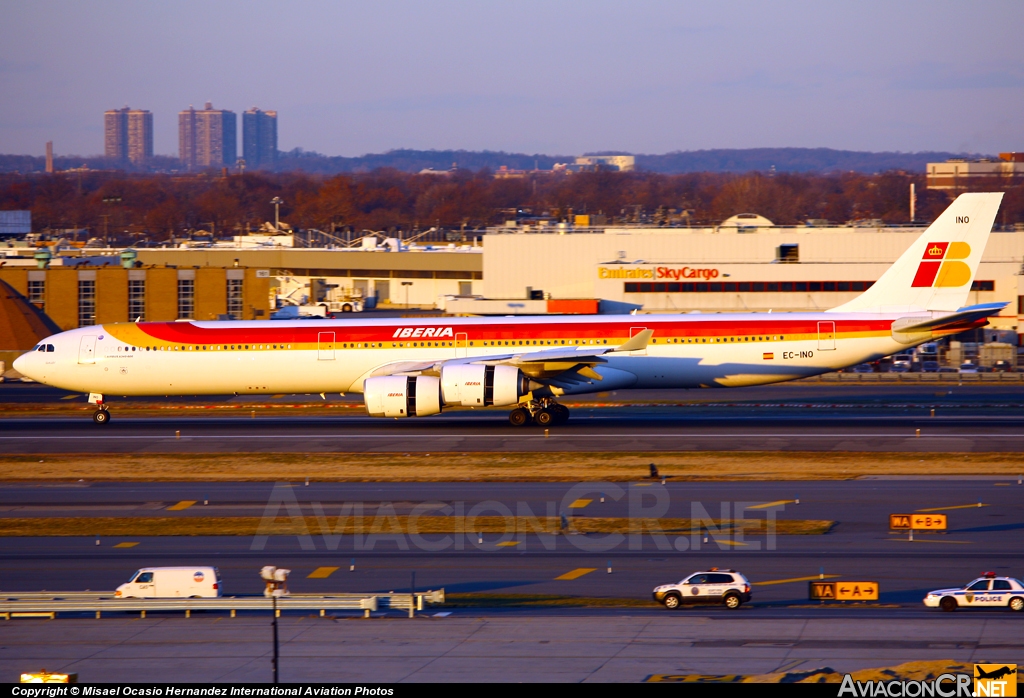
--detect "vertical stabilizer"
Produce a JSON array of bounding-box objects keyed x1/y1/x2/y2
[{"x1": 828, "y1": 192, "x2": 1003, "y2": 313}]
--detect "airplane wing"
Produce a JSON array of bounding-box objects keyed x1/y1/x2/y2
[{"x1": 360, "y1": 329, "x2": 654, "y2": 382}]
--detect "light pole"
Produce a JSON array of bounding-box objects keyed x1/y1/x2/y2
[
  {"x1": 401, "y1": 281, "x2": 413, "y2": 309},
  {"x1": 270, "y1": 197, "x2": 283, "y2": 232}
]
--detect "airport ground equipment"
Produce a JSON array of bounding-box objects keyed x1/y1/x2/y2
[{"x1": 0, "y1": 589, "x2": 444, "y2": 619}]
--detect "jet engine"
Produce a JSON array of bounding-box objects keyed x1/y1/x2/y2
[
  {"x1": 441, "y1": 364, "x2": 527, "y2": 407},
  {"x1": 363, "y1": 375, "x2": 442, "y2": 418}
]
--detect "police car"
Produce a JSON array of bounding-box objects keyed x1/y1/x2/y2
[
  {"x1": 652, "y1": 568, "x2": 751, "y2": 609},
  {"x1": 923, "y1": 572, "x2": 1024, "y2": 612}
]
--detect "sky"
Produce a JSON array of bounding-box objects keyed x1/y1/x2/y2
[{"x1": 2, "y1": 0, "x2": 1022, "y2": 158}]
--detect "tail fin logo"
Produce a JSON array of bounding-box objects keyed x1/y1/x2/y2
[{"x1": 911, "y1": 241, "x2": 972, "y2": 288}]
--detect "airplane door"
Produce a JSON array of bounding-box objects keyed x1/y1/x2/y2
[
  {"x1": 318, "y1": 332, "x2": 336, "y2": 360},
  {"x1": 456, "y1": 333, "x2": 468, "y2": 358},
  {"x1": 78, "y1": 335, "x2": 97, "y2": 364},
  {"x1": 630, "y1": 326, "x2": 648, "y2": 355},
  {"x1": 817, "y1": 321, "x2": 836, "y2": 351}
]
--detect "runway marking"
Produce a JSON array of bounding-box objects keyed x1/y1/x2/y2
[
  {"x1": 631, "y1": 483, "x2": 654, "y2": 487},
  {"x1": 887, "y1": 538, "x2": 973, "y2": 544},
  {"x1": 60, "y1": 395, "x2": 79, "y2": 400},
  {"x1": 993, "y1": 483, "x2": 1010, "y2": 486},
  {"x1": 568, "y1": 499, "x2": 592, "y2": 509},
  {"x1": 495, "y1": 541, "x2": 519, "y2": 547},
  {"x1": 556, "y1": 568, "x2": 596, "y2": 581},
  {"x1": 113, "y1": 542, "x2": 139, "y2": 548},
  {"x1": 746, "y1": 500, "x2": 796, "y2": 510},
  {"x1": 717, "y1": 540, "x2": 750, "y2": 547},
  {"x1": 166, "y1": 500, "x2": 196, "y2": 511},
  {"x1": 754, "y1": 575, "x2": 840, "y2": 586},
  {"x1": 307, "y1": 566, "x2": 339, "y2": 579},
  {"x1": 915, "y1": 503, "x2": 988, "y2": 512}
]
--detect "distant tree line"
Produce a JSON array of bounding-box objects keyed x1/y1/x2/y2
[
  {"x1": 1, "y1": 169, "x2": 1020, "y2": 243},
  {"x1": 0, "y1": 147, "x2": 985, "y2": 176}
]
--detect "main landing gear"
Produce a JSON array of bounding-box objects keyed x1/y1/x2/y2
[
  {"x1": 508, "y1": 399, "x2": 569, "y2": 427},
  {"x1": 89, "y1": 393, "x2": 111, "y2": 425}
]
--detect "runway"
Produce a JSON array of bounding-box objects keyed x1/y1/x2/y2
[
  {"x1": 3, "y1": 615, "x2": 1020, "y2": 683},
  {"x1": 1, "y1": 480, "x2": 1021, "y2": 609},
  {"x1": 3, "y1": 383, "x2": 1023, "y2": 454}
]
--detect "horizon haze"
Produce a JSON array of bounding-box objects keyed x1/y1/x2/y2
[{"x1": 2, "y1": 1, "x2": 1022, "y2": 159}]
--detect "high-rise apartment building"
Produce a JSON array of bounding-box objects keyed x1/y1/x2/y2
[
  {"x1": 178, "y1": 102, "x2": 237, "y2": 170},
  {"x1": 104, "y1": 107, "x2": 153, "y2": 164},
  {"x1": 242, "y1": 107, "x2": 278, "y2": 169}
]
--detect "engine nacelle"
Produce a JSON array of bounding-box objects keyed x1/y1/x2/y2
[
  {"x1": 440, "y1": 363, "x2": 527, "y2": 407},
  {"x1": 363, "y1": 375, "x2": 442, "y2": 418}
]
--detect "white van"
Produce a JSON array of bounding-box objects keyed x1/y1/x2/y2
[{"x1": 115, "y1": 567, "x2": 221, "y2": 598}]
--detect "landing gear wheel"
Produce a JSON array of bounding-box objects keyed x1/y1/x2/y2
[
  {"x1": 553, "y1": 405, "x2": 570, "y2": 423},
  {"x1": 534, "y1": 409, "x2": 556, "y2": 427},
  {"x1": 508, "y1": 408, "x2": 531, "y2": 427},
  {"x1": 93, "y1": 409, "x2": 111, "y2": 425},
  {"x1": 940, "y1": 596, "x2": 958, "y2": 612}
]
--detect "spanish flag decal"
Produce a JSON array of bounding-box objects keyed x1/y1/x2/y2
[{"x1": 763, "y1": 352, "x2": 774, "y2": 360}]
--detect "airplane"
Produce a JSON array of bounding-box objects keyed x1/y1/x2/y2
[
  {"x1": 14, "y1": 192, "x2": 1006, "y2": 427},
  {"x1": 975, "y1": 666, "x2": 1016, "y2": 681}
]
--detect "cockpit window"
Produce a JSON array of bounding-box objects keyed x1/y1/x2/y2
[
  {"x1": 34, "y1": 344, "x2": 44, "y2": 351},
  {"x1": 45, "y1": 344, "x2": 54, "y2": 352}
]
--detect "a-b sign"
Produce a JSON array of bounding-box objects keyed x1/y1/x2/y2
[
  {"x1": 890, "y1": 513, "x2": 947, "y2": 530},
  {"x1": 975, "y1": 664, "x2": 1017, "y2": 697},
  {"x1": 809, "y1": 581, "x2": 879, "y2": 601}
]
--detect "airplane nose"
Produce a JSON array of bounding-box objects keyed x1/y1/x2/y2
[{"x1": 12, "y1": 351, "x2": 31, "y2": 376}]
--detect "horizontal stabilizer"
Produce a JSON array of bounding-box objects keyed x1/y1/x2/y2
[
  {"x1": 891, "y1": 302, "x2": 1006, "y2": 344},
  {"x1": 896, "y1": 303, "x2": 1007, "y2": 333}
]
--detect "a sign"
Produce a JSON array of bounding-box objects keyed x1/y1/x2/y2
[
  {"x1": 835, "y1": 581, "x2": 879, "y2": 601},
  {"x1": 890, "y1": 513, "x2": 947, "y2": 530},
  {"x1": 809, "y1": 581, "x2": 879, "y2": 601},
  {"x1": 975, "y1": 664, "x2": 1017, "y2": 697},
  {"x1": 809, "y1": 581, "x2": 836, "y2": 600}
]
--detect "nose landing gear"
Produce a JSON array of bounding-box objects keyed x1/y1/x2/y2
[
  {"x1": 88, "y1": 393, "x2": 111, "y2": 425},
  {"x1": 508, "y1": 399, "x2": 569, "y2": 426}
]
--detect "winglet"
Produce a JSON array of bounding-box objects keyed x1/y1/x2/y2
[{"x1": 614, "y1": 329, "x2": 654, "y2": 353}]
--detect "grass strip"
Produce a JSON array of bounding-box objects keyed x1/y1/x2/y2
[
  {"x1": 0, "y1": 516, "x2": 832, "y2": 537},
  {"x1": 3, "y1": 451, "x2": 1023, "y2": 481}
]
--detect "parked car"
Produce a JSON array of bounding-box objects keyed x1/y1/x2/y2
[
  {"x1": 921, "y1": 361, "x2": 940, "y2": 373},
  {"x1": 992, "y1": 360, "x2": 1014, "y2": 372},
  {"x1": 938, "y1": 366, "x2": 958, "y2": 373},
  {"x1": 851, "y1": 363, "x2": 875, "y2": 374},
  {"x1": 892, "y1": 354, "x2": 914, "y2": 371},
  {"x1": 890, "y1": 364, "x2": 910, "y2": 373},
  {"x1": 959, "y1": 362, "x2": 979, "y2": 374}
]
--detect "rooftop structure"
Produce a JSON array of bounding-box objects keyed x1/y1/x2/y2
[
  {"x1": 926, "y1": 153, "x2": 1024, "y2": 190},
  {"x1": 575, "y1": 155, "x2": 635, "y2": 172}
]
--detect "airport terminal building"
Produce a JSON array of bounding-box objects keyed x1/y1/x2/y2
[
  {"x1": 477, "y1": 218, "x2": 1024, "y2": 336},
  {"x1": 3, "y1": 216, "x2": 1022, "y2": 341}
]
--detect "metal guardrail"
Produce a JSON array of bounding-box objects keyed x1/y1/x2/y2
[{"x1": 0, "y1": 589, "x2": 444, "y2": 620}]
